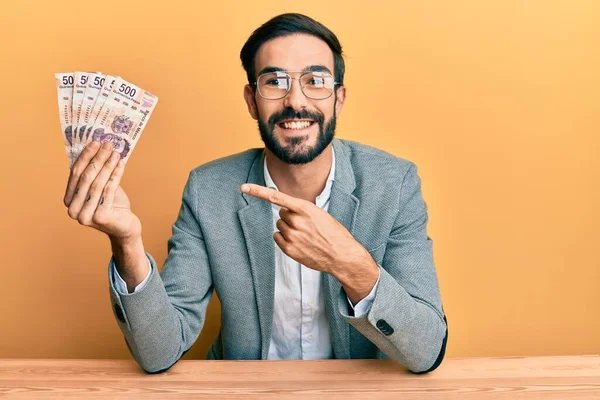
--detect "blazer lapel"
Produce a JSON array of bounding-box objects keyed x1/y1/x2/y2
[
  {"x1": 323, "y1": 139, "x2": 359, "y2": 359},
  {"x1": 237, "y1": 149, "x2": 276, "y2": 359}
]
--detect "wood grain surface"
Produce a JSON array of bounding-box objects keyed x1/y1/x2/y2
[{"x1": 1, "y1": 356, "x2": 599, "y2": 399}]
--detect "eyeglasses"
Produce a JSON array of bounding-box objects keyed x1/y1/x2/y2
[{"x1": 253, "y1": 71, "x2": 340, "y2": 100}]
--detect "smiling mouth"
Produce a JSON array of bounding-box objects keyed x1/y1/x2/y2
[{"x1": 277, "y1": 120, "x2": 316, "y2": 130}]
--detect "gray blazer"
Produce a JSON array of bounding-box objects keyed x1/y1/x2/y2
[{"x1": 108, "y1": 138, "x2": 448, "y2": 373}]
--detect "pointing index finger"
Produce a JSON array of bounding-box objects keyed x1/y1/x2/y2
[{"x1": 241, "y1": 183, "x2": 302, "y2": 211}]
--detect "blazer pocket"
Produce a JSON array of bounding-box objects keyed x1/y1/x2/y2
[{"x1": 367, "y1": 242, "x2": 386, "y2": 265}]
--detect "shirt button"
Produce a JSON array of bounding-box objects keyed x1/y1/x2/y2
[{"x1": 308, "y1": 334, "x2": 313, "y2": 341}]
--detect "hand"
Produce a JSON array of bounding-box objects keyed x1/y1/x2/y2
[
  {"x1": 240, "y1": 183, "x2": 371, "y2": 276},
  {"x1": 64, "y1": 141, "x2": 141, "y2": 243}
]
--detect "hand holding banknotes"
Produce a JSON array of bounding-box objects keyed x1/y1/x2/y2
[{"x1": 56, "y1": 71, "x2": 158, "y2": 290}]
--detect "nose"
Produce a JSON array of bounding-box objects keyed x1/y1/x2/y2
[{"x1": 282, "y1": 78, "x2": 308, "y2": 111}]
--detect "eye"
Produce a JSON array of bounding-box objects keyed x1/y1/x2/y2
[
  {"x1": 265, "y1": 78, "x2": 286, "y2": 86},
  {"x1": 307, "y1": 77, "x2": 325, "y2": 87}
]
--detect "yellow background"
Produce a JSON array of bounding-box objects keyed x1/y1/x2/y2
[{"x1": 0, "y1": 0, "x2": 598, "y2": 360}]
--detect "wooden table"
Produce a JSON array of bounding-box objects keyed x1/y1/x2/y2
[{"x1": 1, "y1": 356, "x2": 599, "y2": 399}]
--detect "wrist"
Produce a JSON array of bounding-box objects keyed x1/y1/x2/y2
[
  {"x1": 109, "y1": 228, "x2": 143, "y2": 248},
  {"x1": 334, "y1": 249, "x2": 379, "y2": 304},
  {"x1": 331, "y1": 243, "x2": 373, "y2": 280},
  {"x1": 110, "y1": 234, "x2": 148, "y2": 290}
]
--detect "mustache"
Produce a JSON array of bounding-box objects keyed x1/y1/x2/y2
[{"x1": 268, "y1": 108, "x2": 324, "y2": 126}]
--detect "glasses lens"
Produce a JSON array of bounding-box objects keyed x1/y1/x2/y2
[
  {"x1": 301, "y1": 72, "x2": 335, "y2": 99},
  {"x1": 257, "y1": 72, "x2": 290, "y2": 99}
]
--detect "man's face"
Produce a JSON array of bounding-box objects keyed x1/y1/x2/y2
[{"x1": 244, "y1": 34, "x2": 346, "y2": 165}]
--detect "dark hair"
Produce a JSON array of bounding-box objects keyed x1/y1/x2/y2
[{"x1": 240, "y1": 13, "x2": 345, "y2": 86}]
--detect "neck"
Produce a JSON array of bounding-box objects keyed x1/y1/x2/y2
[{"x1": 265, "y1": 144, "x2": 333, "y2": 204}]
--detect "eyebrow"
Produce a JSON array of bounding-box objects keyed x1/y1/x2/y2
[{"x1": 257, "y1": 65, "x2": 333, "y2": 76}]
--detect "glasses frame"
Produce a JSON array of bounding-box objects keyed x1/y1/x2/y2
[{"x1": 252, "y1": 70, "x2": 341, "y2": 100}]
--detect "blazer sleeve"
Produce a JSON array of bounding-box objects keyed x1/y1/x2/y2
[
  {"x1": 108, "y1": 169, "x2": 214, "y2": 373},
  {"x1": 338, "y1": 163, "x2": 448, "y2": 373}
]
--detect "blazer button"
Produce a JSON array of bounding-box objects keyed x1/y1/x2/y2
[
  {"x1": 376, "y1": 319, "x2": 394, "y2": 336},
  {"x1": 114, "y1": 304, "x2": 126, "y2": 323}
]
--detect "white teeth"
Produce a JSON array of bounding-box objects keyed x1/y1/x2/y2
[{"x1": 283, "y1": 121, "x2": 311, "y2": 130}]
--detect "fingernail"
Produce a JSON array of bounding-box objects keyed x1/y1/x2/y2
[{"x1": 241, "y1": 184, "x2": 249, "y2": 192}]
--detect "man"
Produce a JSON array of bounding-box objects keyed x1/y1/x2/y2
[{"x1": 64, "y1": 13, "x2": 448, "y2": 373}]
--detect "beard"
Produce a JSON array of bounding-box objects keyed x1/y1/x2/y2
[{"x1": 257, "y1": 105, "x2": 336, "y2": 165}]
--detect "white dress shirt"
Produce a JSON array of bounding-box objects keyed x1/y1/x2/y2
[{"x1": 113, "y1": 147, "x2": 380, "y2": 359}]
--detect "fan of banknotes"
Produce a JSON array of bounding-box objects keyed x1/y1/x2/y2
[{"x1": 54, "y1": 72, "x2": 158, "y2": 167}]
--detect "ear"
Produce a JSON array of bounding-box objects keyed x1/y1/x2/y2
[
  {"x1": 334, "y1": 85, "x2": 346, "y2": 117},
  {"x1": 244, "y1": 84, "x2": 259, "y2": 120}
]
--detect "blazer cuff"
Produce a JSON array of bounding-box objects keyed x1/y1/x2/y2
[{"x1": 108, "y1": 252, "x2": 171, "y2": 332}]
